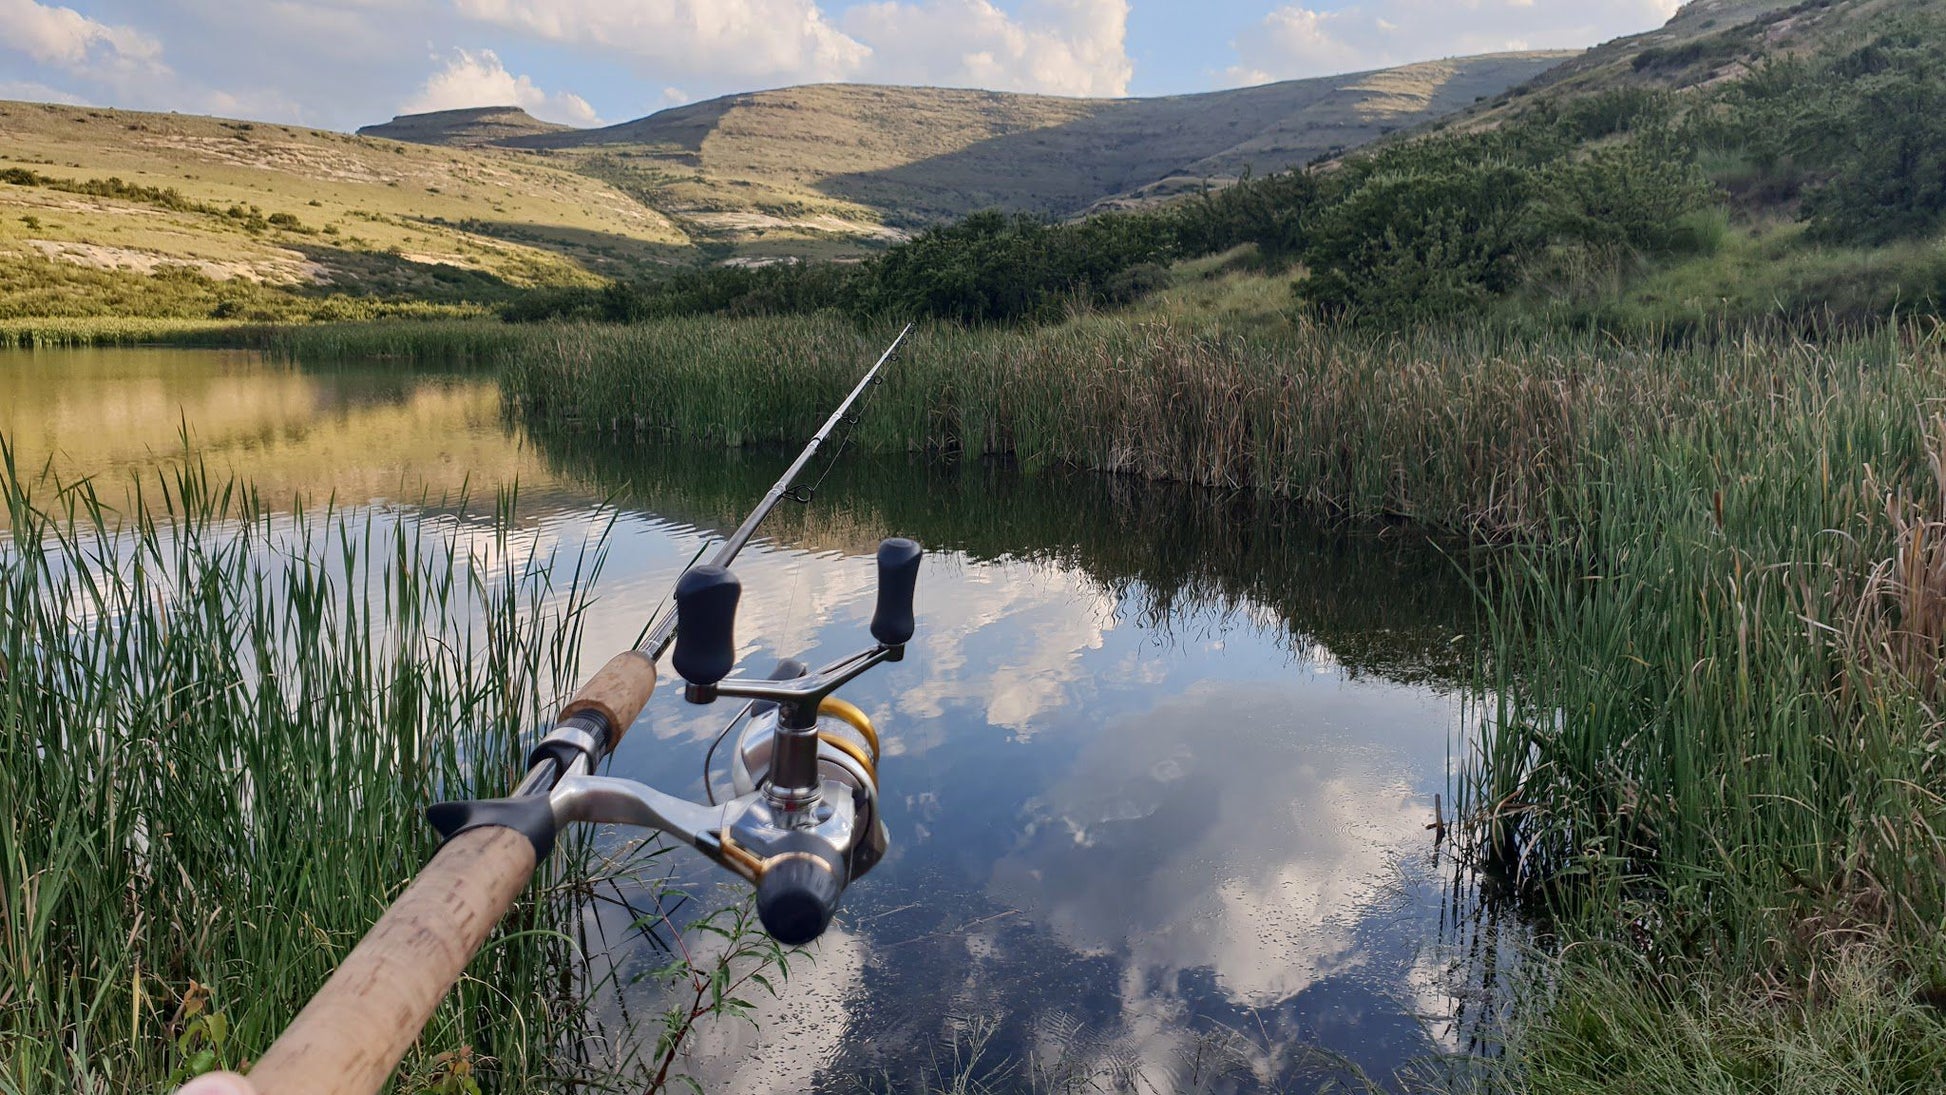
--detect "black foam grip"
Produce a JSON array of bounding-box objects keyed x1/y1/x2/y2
[
  {"x1": 755, "y1": 847, "x2": 848, "y2": 946},
  {"x1": 672, "y1": 565, "x2": 741, "y2": 687},
  {"x1": 871, "y1": 538, "x2": 922, "y2": 647}
]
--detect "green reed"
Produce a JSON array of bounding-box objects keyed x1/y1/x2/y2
[
  {"x1": 0, "y1": 317, "x2": 250, "y2": 349},
  {"x1": 489, "y1": 313, "x2": 1840, "y2": 542},
  {"x1": 0, "y1": 449, "x2": 607, "y2": 1091},
  {"x1": 261, "y1": 320, "x2": 536, "y2": 367},
  {"x1": 1458, "y1": 330, "x2": 1946, "y2": 1085}
]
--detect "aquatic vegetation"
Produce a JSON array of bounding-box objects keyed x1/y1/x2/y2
[
  {"x1": 258, "y1": 319, "x2": 530, "y2": 366},
  {"x1": 0, "y1": 315, "x2": 249, "y2": 348},
  {"x1": 0, "y1": 451, "x2": 606, "y2": 1089}
]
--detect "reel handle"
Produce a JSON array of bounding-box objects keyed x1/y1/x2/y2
[
  {"x1": 672, "y1": 565, "x2": 740, "y2": 688},
  {"x1": 755, "y1": 839, "x2": 849, "y2": 945},
  {"x1": 871, "y1": 538, "x2": 921, "y2": 648}
]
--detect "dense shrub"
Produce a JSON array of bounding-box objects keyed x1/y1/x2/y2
[
  {"x1": 1301, "y1": 161, "x2": 1542, "y2": 321},
  {"x1": 853, "y1": 210, "x2": 1174, "y2": 324},
  {"x1": 1697, "y1": 15, "x2": 1946, "y2": 245},
  {"x1": 1170, "y1": 169, "x2": 1323, "y2": 263}
]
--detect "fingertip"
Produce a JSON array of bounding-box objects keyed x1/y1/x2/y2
[{"x1": 176, "y1": 1071, "x2": 257, "y2": 1095}]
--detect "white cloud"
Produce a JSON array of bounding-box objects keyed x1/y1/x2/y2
[
  {"x1": 450, "y1": 0, "x2": 1133, "y2": 98},
  {"x1": 404, "y1": 47, "x2": 600, "y2": 124},
  {"x1": 1230, "y1": 0, "x2": 1681, "y2": 85},
  {"x1": 0, "y1": 0, "x2": 162, "y2": 69},
  {"x1": 452, "y1": 0, "x2": 871, "y2": 83},
  {"x1": 843, "y1": 0, "x2": 1132, "y2": 97}
]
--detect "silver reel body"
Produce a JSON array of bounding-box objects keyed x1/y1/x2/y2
[{"x1": 730, "y1": 704, "x2": 889, "y2": 883}]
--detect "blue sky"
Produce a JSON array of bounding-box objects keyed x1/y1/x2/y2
[{"x1": 0, "y1": 1, "x2": 1682, "y2": 130}]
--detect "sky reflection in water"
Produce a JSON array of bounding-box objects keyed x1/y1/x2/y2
[{"x1": 555, "y1": 449, "x2": 1490, "y2": 1093}]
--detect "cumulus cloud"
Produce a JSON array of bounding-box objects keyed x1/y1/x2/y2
[
  {"x1": 404, "y1": 47, "x2": 600, "y2": 124},
  {"x1": 451, "y1": 0, "x2": 1133, "y2": 98},
  {"x1": 843, "y1": 0, "x2": 1132, "y2": 97},
  {"x1": 1229, "y1": 0, "x2": 1682, "y2": 85},
  {"x1": 0, "y1": 0, "x2": 163, "y2": 70},
  {"x1": 452, "y1": 0, "x2": 870, "y2": 83}
]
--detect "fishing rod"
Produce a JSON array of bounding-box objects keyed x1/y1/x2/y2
[{"x1": 208, "y1": 324, "x2": 919, "y2": 1095}]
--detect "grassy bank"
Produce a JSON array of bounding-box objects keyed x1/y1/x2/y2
[
  {"x1": 451, "y1": 310, "x2": 1946, "y2": 1086},
  {"x1": 0, "y1": 455, "x2": 604, "y2": 1090},
  {"x1": 0, "y1": 316, "x2": 257, "y2": 349}
]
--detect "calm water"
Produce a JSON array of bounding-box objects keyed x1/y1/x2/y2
[{"x1": 1, "y1": 348, "x2": 1512, "y2": 1092}]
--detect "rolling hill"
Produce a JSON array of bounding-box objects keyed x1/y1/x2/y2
[
  {"x1": 0, "y1": 100, "x2": 687, "y2": 303},
  {"x1": 357, "y1": 106, "x2": 573, "y2": 147},
  {"x1": 0, "y1": 50, "x2": 1574, "y2": 322},
  {"x1": 45, "y1": 0, "x2": 1899, "y2": 329},
  {"x1": 371, "y1": 54, "x2": 1574, "y2": 229}
]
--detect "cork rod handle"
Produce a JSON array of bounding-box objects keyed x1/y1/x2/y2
[
  {"x1": 240, "y1": 826, "x2": 539, "y2": 1095},
  {"x1": 559, "y1": 650, "x2": 658, "y2": 750}
]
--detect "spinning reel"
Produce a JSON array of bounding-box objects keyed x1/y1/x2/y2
[{"x1": 545, "y1": 538, "x2": 921, "y2": 944}]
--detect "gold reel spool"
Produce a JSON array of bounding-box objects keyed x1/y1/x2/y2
[{"x1": 816, "y1": 696, "x2": 880, "y2": 783}]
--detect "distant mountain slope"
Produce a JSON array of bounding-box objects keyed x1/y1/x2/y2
[
  {"x1": 379, "y1": 54, "x2": 1572, "y2": 228},
  {"x1": 0, "y1": 49, "x2": 1577, "y2": 305},
  {"x1": 358, "y1": 106, "x2": 571, "y2": 147}
]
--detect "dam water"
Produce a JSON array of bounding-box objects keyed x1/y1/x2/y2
[{"x1": 2, "y1": 347, "x2": 1517, "y2": 1092}]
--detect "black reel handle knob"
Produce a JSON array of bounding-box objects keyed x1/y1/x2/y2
[
  {"x1": 672, "y1": 565, "x2": 740, "y2": 689},
  {"x1": 871, "y1": 538, "x2": 922, "y2": 647},
  {"x1": 756, "y1": 846, "x2": 848, "y2": 946}
]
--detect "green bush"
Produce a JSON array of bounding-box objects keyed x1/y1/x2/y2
[
  {"x1": 1301, "y1": 160, "x2": 1542, "y2": 321},
  {"x1": 1169, "y1": 169, "x2": 1322, "y2": 263},
  {"x1": 854, "y1": 210, "x2": 1175, "y2": 324},
  {"x1": 1541, "y1": 141, "x2": 1720, "y2": 255}
]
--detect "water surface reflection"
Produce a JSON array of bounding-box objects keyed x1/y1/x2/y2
[
  {"x1": 546, "y1": 438, "x2": 1494, "y2": 1093},
  {"x1": 1, "y1": 349, "x2": 1510, "y2": 1091}
]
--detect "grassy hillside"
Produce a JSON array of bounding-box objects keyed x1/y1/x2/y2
[
  {"x1": 379, "y1": 56, "x2": 1572, "y2": 230},
  {"x1": 1459, "y1": 0, "x2": 1930, "y2": 126},
  {"x1": 0, "y1": 100, "x2": 696, "y2": 327},
  {"x1": 0, "y1": 53, "x2": 1572, "y2": 332}
]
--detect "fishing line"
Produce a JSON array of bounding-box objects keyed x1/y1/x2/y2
[
  {"x1": 700, "y1": 703, "x2": 753, "y2": 806},
  {"x1": 634, "y1": 540, "x2": 711, "y2": 651},
  {"x1": 787, "y1": 371, "x2": 881, "y2": 506}
]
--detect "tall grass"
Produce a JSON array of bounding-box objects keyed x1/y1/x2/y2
[
  {"x1": 1453, "y1": 331, "x2": 1946, "y2": 1083},
  {"x1": 0, "y1": 450, "x2": 605, "y2": 1091},
  {"x1": 492, "y1": 315, "x2": 1942, "y2": 542},
  {"x1": 260, "y1": 320, "x2": 532, "y2": 366},
  {"x1": 0, "y1": 316, "x2": 250, "y2": 349}
]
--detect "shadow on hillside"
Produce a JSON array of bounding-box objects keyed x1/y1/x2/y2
[
  {"x1": 503, "y1": 96, "x2": 741, "y2": 157},
  {"x1": 403, "y1": 218, "x2": 689, "y2": 274},
  {"x1": 812, "y1": 59, "x2": 1562, "y2": 222},
  {"x1": 270, "y1": 240, "x2": 579, "y2": 302},
  {"x1": 810, "y1": 87, "x2": 1323, "y2": 224}
]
